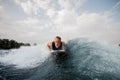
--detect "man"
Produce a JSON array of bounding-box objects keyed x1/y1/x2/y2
[{"x1": 47, "y1": 36, "x2": 65, "y2": 51}]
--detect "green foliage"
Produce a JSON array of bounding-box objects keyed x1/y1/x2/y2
[{"x1": 0, "y1": 39, "x2": 30, "y2": 50}]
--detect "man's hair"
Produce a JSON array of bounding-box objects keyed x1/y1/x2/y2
[{"x1": 56, "y1": 36, "x2": 61, "y2": 41}]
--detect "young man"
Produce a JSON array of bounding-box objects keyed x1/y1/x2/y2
[{"x1": 47, "y1": 36, "x2": 65, "y2": 51}]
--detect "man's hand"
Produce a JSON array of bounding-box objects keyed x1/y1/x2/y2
[{"x1": 47, "y1": 42, "x2": 52, "y2": 51}]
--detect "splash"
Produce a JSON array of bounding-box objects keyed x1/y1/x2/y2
[
  {"x1": 0, "y1": 38, "x2": 120, "y2": 80},
  {"x1": 0, "y1": 44, "x2": 50, "y2": 69},
  {"x1": 65, "y1": 38, "x2": 120, "y2": 79}
]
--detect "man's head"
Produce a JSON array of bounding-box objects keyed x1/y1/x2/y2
[{"x1": 54, "y1": 36, "x2": 61, "y2": 43}]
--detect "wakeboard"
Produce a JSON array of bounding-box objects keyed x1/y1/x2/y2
[{"x1": 51, "y1": 50, "x2": 67, "y2": 59}]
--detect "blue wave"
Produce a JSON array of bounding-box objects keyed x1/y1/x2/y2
[{"x1": 0, "y1": 38, "x2": 120, "y2": 80}]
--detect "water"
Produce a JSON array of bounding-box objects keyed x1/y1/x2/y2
[{"x1": 0, "y1": 38, "x2": 120, "y2": 80}]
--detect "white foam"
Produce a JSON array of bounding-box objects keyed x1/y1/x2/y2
[{"x1": 0, "y1": 44, "x2": 50, "y2": 69}]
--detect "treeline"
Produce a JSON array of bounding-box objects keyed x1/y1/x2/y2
[{"x1": 0, "y1": 39, "x2": 30, "y2": 50}]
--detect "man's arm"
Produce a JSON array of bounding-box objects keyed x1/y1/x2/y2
[
  {"x1": 47, "y1": 42, "x2": 52, "y2": 51},
  {"x1": 62, "y1": 42, "x2": 65, "y2": 50}
]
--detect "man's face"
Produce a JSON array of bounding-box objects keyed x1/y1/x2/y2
[{"x1": 54, "y1": 38, "x2": 61, "y2": 44}]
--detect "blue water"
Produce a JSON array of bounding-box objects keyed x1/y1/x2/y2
[{"x1": 0, "y1": 38, "x2": 120, "y2": 80}]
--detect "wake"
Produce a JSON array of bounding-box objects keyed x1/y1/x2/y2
[
  {"x1": 0, "y1": 38, "x2": 120, "y2": 80},
  {"x1": 0, "y1": 44, "x2": 50, "y2": 69}
]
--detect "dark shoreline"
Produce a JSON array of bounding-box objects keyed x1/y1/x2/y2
[{"x1": 0, "y1": 39, "x2": 30, "y2": 50}]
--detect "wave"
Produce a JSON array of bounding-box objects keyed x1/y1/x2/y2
[
  {"x1": 66, "y1": 38, "x2": 120, "y2": 78},
  {"x1": 0, "y1": 38, "x2": 120, "y2": 80},
  {"x1": 0, "y1": 44, "x2": 50, "y2": 69}
]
